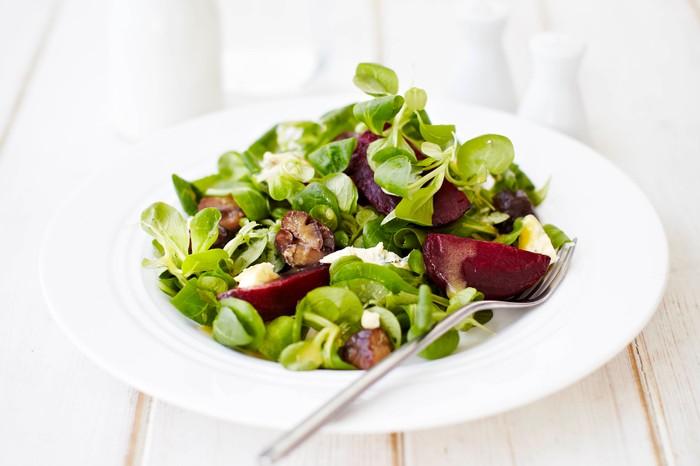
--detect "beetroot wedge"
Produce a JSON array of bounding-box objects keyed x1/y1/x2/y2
[
  {"x1": 423, "y1": 234, "x2": 550, "y2": 300},
  {"x1": 345, "y1": 131, "x2": 399, "y2": 215},
  {"x1": 431, "y1": 181, "x2": 471, "y2": 227},
  {"x1": 346, "y1": 130, "x2": 471, "y2": 225},
  {"x1": 217, "y1": 264, "x2": 330, "y2": 321}
]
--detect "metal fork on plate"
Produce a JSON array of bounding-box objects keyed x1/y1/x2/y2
[{"x1": 258, "y1": 239, "x2": 578, "y2": 465}]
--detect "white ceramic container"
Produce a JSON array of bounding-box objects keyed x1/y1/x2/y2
[
  {"x1": 449, "y1": 1, "x2": 516, "y2": 112},
  {"x1": 108, "y1": 0, "x2": 222, "y2": 140},
  {"x1": 518, "y1": 32, "x2": 590, "y2": 143}
]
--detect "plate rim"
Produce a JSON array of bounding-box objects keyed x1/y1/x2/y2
[{"x1": 39, "y1": 94, "x2": 669, "y2": 432}]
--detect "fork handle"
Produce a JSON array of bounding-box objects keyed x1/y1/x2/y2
[{"x1": 257, "y1": 300, "x2": 501, "y2": 465}]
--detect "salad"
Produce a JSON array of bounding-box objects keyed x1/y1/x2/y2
[{"x1": 141, "y1": 63, "x2": 570, "y2": 371}]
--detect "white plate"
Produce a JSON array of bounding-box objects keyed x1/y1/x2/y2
[{"x1": 40, "y1": 94, "x2": 668, "y2": 433}]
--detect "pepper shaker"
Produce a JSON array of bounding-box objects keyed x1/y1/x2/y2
[
  {"x1": 109, "y1": 0, "x2": 222, "y2": 140},
  {"x1": 448, "y1": 1, "x2": 516, "y2": 112},
  {"x1": 517, "y1": 32, "x2": 590, "y2": 143}
]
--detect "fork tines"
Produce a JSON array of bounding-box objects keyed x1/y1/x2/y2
[{"x1": 514, "y1": 239, "x2": 577, "y2": 302}]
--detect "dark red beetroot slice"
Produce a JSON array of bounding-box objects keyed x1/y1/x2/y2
[
  {"x1": 346, "y1": 131, "x2": 471, "y2": 225},
  {"x1": 423, "y1": 233, "x2": 550, "y2": 300},
  {"x1": 346, "y1": 131, "x2": 400, "y2": 215},
  {"x1": 431, "y1": 181, "x2": 471, "y2": 227},
  {"x1": 217, "y1": 264, "x2": 330, "y2": 321}
]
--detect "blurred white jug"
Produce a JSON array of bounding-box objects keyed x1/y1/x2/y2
[
  {"x1": 109, "y1": 0, "x2": 222, "y2": 140},
  {"x1": 449, "y1": 1, "x2": 516, "y2": 112},
  {"x1": 518, "y1": 32, "x2": 590, "y2": 143}
]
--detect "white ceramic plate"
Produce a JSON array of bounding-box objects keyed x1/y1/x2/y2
[{"x1": 40, "y1": 95, "x2": 668, "y2": 433}]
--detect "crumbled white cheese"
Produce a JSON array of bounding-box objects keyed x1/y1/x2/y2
[
  {"x1": 234, "y1": 262, "x2": 280, "y2": 289},
  {"x1": 320, "y1": 242, "x2": 409, "y2": 269},
  {"x1": 361, "y1": 310, "x2": 381, "y2": 329},
  {"x1": 519, "y1": 215, "x2": 558, "y2": 264}
]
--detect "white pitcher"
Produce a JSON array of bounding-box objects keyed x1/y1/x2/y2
[
  {"x1": 449, "y1": 1, "x2": 516, "y2": 112},
  {"x1": 109, "y1": 0, "x2": 222, "y2": 140},
  {"x1": 518, "y1": 32, "x2": 590, "y2": 143}
]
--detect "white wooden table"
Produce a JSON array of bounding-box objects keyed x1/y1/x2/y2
[{"x1": 2, "y1": 0, "x2": 699, "y2": 465}]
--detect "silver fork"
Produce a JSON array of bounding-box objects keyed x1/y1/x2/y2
[{"x1": 258, "y1": 239, "x2": 577, "y2": 465}]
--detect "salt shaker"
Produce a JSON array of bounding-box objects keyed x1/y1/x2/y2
[
  {"x1": 109, "y1": 0, "x2": 222, "y2": 140},
  {"x1": 517, "y1": 33, "x2": 590, "y2": 143},
  {"x1": 449, "y1": 1, "x2": 516, "y2": 112}
]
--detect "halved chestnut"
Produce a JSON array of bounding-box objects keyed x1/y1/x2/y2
[{"x1": 275, "y1": 210, "x2": 335, "y2": 267}]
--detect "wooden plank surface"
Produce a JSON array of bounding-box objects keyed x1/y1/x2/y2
[
  {"x1": 404, "y1": 351, "x2": 659, "y2": 466},
  {"x1": 0, "y1": 0, "x2": 54, "y2": 142},
  {"x1": 141, "y1": 402, "x2": 398, "y2": 466},
  {"x1": 542, "y1": 1, "x2": 700, "y2": 464},
  {"x1": 1, "y1": 0, "x2": 699, "y2": 465},
  {"x1": 0, "y1": 0, "x2": 137, "y2": 465}
]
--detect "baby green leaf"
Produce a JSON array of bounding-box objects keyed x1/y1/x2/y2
[
  {"x1": 407, "y1": 250, "x2": 426, "y2": 275},
  {"x1": 232, "y1": 236, "x2": 268, "y2": 275},
  {"x1": 491, "y1": 163, "x2": 549, "y2": 206},
  {"x1": 330, "y1": 261, "x2": 418, "y2": 295},
  {"x1": 158, "y1": 271, "x2": 181, "y2": 297},
  {"x1": 353, "y1": 63, "x2": 399, "y2": 96},
  {"x1": 181, "y1": 249, "x2": 229, "y2": 277},
  {"x1": 543, "y1": 224, "x2": 571, "y2": 249},
  {"x1": 320, "y1": 173, "x2": 358, "y2": 214},
  {"x1": 170, "y1": 278, "x2": 218, "y2": 325},
  {"x1": 410, "y1": 285, "x2": 433, "y2": 339},
  {"x1": 197, "y1": 274, "x2": 230, "y2": 296},
  {"x1": 456, "y1": 310, "x2": 493, "y2": 333},
  {"x1": 215, "y1": 298, "x2": 266, "y2": 350},
  {"x1": 292, "y1": 182, "x2": 341, "y2": 221},
  {"x1": 172, "y1": 174, "x2": 202, "y2": 216},
  {"x1": 276, "y1": 121, "x2": 323, "y2": 153},
  {"x1": 361, "y1": 218, "x2": 398, "y2": 253},
  {"x1": 456, "y1": 134, "x2": 514, "y2": 179},
  {"x1": 419, "y1": 123, "x2": 455, "y2": 146},
  {"x1": 374, "y1": 155, "x2": 412, "y2": 197},
  {"x1": 212, "y1": 306, "x2": 254, "y2": 348},
  {"x1": 446, "y1": 287, "x2": 482, "y2": 314},
  {"x1": 266, "y1": 176, "x2": 305, "y2": 202},
  {"x1": 309, "y1": 204, "x2": 338, "y2": 230},
  {"x1": 494, "y1": 217, "x2": 525, "y2": 245},
  {"x1": 228, "y1": 184, "x2": 269, "y2": 220},
  {"x1": 217, "y1": 151, "x2": 251, "y2": 181},
  {"x1": 353, "y1": 95, "x2": 404, "y2": 135},
  {"x1": 335, "y1": 278, "x2": 392, "y2": 305},
  {"x1": 279, "y1": 340, "x2": 323, "y2": 371},
  {"x1": 321, "y1": 327, "x2": 356, "y2": 370},
  {"x1": 446, "y1": 287, "x2": 488, "y2": 331},
  {"x1": 307, "y1": 137, "x2": 357, "y2": 175},
  {"x1": 244, "y1": 125, "x2": 277, "y2": 165},
  {"x1": 368, "y1": 306, "x2": 402, "y2": 348},
  {"x1": 141, "y1": 202, "x2": 190, "y2": 266},
  {"x1": 393, "y1": 174, "x2": 443, "y2": 226},
  {"x1": 258, "y1": 316, "x2": 295, "y2": 361},
  {"x1": 404, "y1": 87, "x2": 427, "y2": 111},
  {"x1": 190, "y1": 207, "x2": 222, "y2": 254},
  {"x1": 366, "y1": 139, "x2": 416, "y2": 171},
  {"x1": 420, "y1": 141, "x2": 447, "y2": 160},
  {"x1": 318, "y1": 104, "x2": 358, "y2": 144},
  {"x1": 392, "y1": 228, "x2": 427, "y2": 250},
  {"x1": 418, "y1": 329, "x2": 459, "y2": 360},
  {"x1": 257, "y1": 151, "x2": 315, "y2": 201},
  {"x1": 300, "y1": 287, "x2": 363, "y2": 324},
  {"x1": 439, "y1": 214, "x2": 500, "y2": 239},
  {"x1": 531, "y1": 178, "x2": 550, "y2": 206}
]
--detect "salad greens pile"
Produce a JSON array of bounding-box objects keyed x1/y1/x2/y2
[{"x1": 140, "y1": 63, "x2": 568, "y2": 371}]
